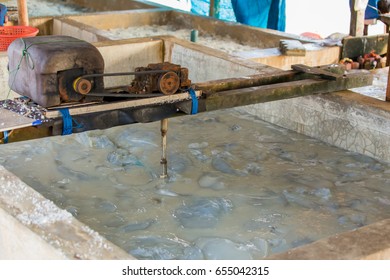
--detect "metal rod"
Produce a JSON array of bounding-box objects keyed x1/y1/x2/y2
[
  {"x1": 160, "y1": 118, "x2": 168, "y2": 179},
  {"x1": 86, "y1": 92, "x2": 164, "y2": 98},
  {"x1": 79, "y1": 69, "x2": 169, "y2": 79}
]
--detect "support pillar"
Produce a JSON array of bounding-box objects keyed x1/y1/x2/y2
[
  {"x1": 209, "y1": 0, "x2": 221, "y2": 18},
  {"x1": 379, "y1": 15, "x2": 390, "y2": 101},
  {"x1": 17, "y1": 0, "x2": 29, "y2": 26},
  {"x1": 350, "y1": 0, "x2": 366, "y2": 36}
]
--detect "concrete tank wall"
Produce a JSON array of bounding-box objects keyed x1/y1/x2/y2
[
  {"x1": 163, "y1": 37, "x2": 265, "y2": 82},
  {"x1": 56, "y1": 10, "x2": 339, "y2": 69},
  {"x1": 269, "y1": 218, "x2": 390, "y2": 260},
  {"x1": 61, "y1": 10, "x2": 298, "y2": 49},
  {"x1": 236, "y1": 91, "x2": 390, "y2": 163}
]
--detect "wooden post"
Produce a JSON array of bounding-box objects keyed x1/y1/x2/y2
[
  {"x1": 379, "y1": 15, "x2": 390, "y2": 100},
  {"x1": 378, "y1": 16, "x2": 390, "y2": 67},
  {"x1": 350, "y1": 0, "x2": 366, "y2": 36},
  {"x1": 17, "y1": 0, "x2": 29, "y2": 26},
  {"x1": 209, "y1": 0, "x2": 220, "y2": 18},
  {"x1": 386, "y1": 23, "x2": 390, "y2": 67},
  {"x1": 209, "y1": 0, "x2": 215, "y2": 17},
  {"x1": 386, "y1": 69, "x2": 390, "y2": 101}
]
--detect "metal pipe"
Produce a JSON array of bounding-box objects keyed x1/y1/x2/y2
[
  {"x1": 17, "y1": 0, "x2": 29, "y2": 26},
  {"x1": 79, "y1": 69, "x2": 168, "y2": 79},
  {"x1": 160, "y1": 118, "x2": 168, "y2": 179}
]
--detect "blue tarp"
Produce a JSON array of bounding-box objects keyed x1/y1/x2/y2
[
  {"x1": 349, "y1": 0, "x2": 380, "y2": 20},
  {"x1": 191, "y1": 0, "x2": 236, "y2": 21},
  {"x1": 190, "y1": 0, "x2": 286, "y2": 31},
  {"x1": 365, "y1": 0, "x2": 380, "y2": 19},
  {"x1": 231, "y1": 0, "x2": 285, "y2": 31}
]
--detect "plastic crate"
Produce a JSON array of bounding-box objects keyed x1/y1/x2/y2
[{"x1": 0, "y1": 26, "x2": 39, "y2": 51}]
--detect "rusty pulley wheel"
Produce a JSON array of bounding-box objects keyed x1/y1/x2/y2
[
  {"x1": 157, "y1": 71, "x2": 180, "y2": 95},
  {"x1": 73, "y1": 77, "x2": 92, "y2": 95}
]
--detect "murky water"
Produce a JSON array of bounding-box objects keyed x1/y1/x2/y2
[{"x1": 1, "y1": 109, "x2": 390, "y2": 259}]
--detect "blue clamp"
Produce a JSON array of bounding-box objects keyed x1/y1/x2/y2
[{"x1": 188, "y1": 88, "x2": 198, "y2": 115}]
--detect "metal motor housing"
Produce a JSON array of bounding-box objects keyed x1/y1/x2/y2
[{"x1": 7, "y1": 35, "x2": 105, "y2": 107}]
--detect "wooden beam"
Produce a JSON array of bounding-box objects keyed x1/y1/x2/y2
[
  {"x1": 45, "y1": 90, "x2": 203, "y2": 118},
  {"x1": 194, "y1": 70, "x2": 300, "y2": 93},
  {"x1": 291, "y1": 64, "x2": 343, "y2": 80},
  {"x1": 380, "y1": 14, "x2": 390, "y2": 100},
  {"x1": 204, "y1": 73, "x2": 373, "y2": 111},
  {"x1": 0, "y1": 108, "x2": 41, "y2": 132},
  {"x1": 209, "y1": 0, "x2": 215, "y2": 17},
  {"x1": 350, "y1": 0, "x2": 366, "y2": 36},
  {"x1": 379, "y1": 15, "x2": 390, "y2": 67},
  {"x1": 17, "y1": 0, "x2": 29, "y2": 26}
]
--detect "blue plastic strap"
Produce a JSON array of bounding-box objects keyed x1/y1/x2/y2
[
  {"x1": 72, "y1": 118, "x2": 84, "y2": 130},
  {"x1": 32, "y1": 120, "x2": 42, "y2": 126},
  {"x1": 59, "y1": 108, "x2": 73, "y2": 135},
  {"x1": 3, "y1": 131, "x2": 9, "y2": 144},
  {"x1": 188, "y1": 88, "x2": 198, "y2": 115}
]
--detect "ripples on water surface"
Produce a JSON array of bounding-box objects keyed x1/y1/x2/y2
[{"x1": 1, "y1": 109, "x2": 390, "y2": 259}]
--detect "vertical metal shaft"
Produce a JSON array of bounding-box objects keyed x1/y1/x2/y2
[{"x1": 160, "y1": 118, "x2": 168, "y2": 179}]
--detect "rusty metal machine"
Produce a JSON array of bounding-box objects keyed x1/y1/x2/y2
[
  {"x1": 8, "y1": 36, "x2": 105, "y2": 107},
  {"x1": 8, "y1": 35, "x2": 191, "y2": 108},
  {"x1": 73, "y1": 62, "x2": 191, "y2": 99},
  {"x1": 127, "y1": 62, "x2": 191, "y2": 95}
]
